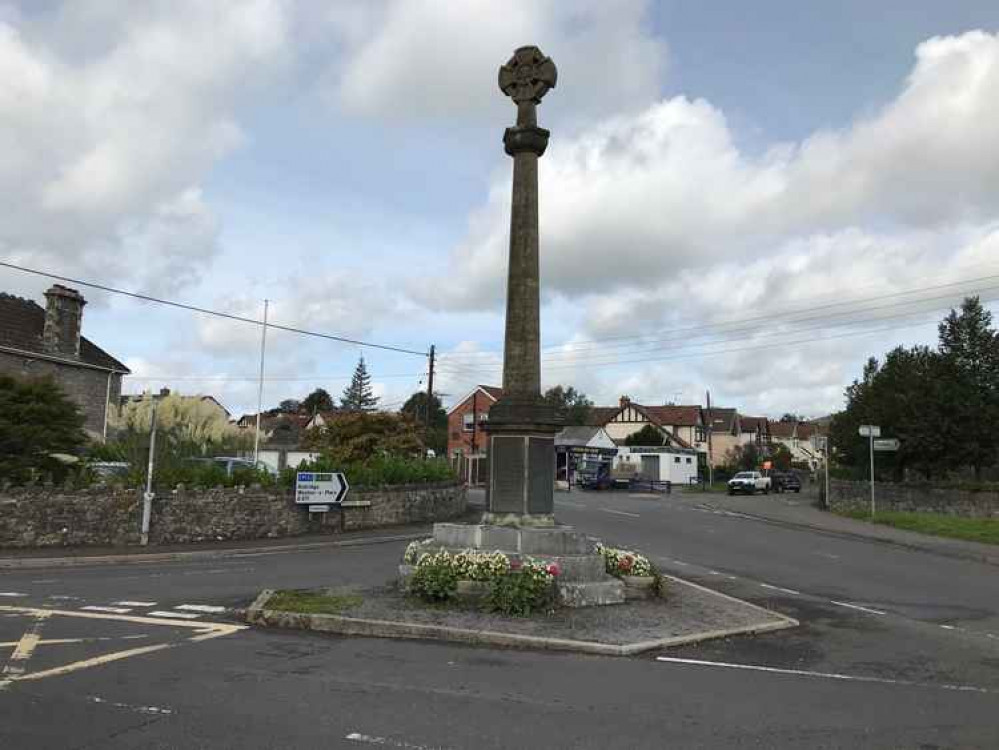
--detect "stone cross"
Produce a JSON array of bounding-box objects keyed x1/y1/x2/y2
[{"x1": 484, "y1": 46, "x2": 562, "y2": 527}]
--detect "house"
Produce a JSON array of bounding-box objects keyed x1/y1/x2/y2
[
  {"x1": 0, "y1": 285, "x2": 130, "y2": 439},
  {"x1": 703, "y1": 406, "x2": 741, "y2": 468},
  {"x1": 586, "y1": 397, "x2": 700, "y2": 451},
  {"x1": 768, "y1": 420, "x2": 825, "y2": 470},
  {"x1": 446, "y1": 385, "x2": 503, "y2": 485},
  {"x1": 121, "y1": 388, "x2": 230, "y2": 421},
  {"x1": 554, "y1": 425, "x2": 617, "y2": 484},
  {"x1": 739, "y1": 416, "x2": 770, "y2": 449}
]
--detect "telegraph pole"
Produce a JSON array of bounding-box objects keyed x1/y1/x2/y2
[
  {"x1": 253, "y1": 299, "x2": 269, "y2": 465},
  {"x1": 705, "y1": 390, "x2": 714, "y2": 489},
  {"x1": 425, "y1": 345, "x2": 435, "y2": 451}
]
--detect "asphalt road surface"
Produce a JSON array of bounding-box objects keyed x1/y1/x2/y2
[{"x1": 1, "y1": 488, "x2": 997, "y2": 749}]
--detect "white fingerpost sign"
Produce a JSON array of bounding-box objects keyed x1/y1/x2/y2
[{"x1": 295, "y1": 472, "x2": 349, "y2": 506}]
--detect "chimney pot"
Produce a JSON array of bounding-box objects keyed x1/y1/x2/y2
[
  {"x1": 619, "y1": 395, "x2": 631, "y2": 408},
  {"x1": 43, "y1": 285, "x2": 86, "y2": 358}
]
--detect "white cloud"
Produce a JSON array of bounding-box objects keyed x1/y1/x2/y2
[
  {"x1": 325, "y1": 0, "x2": 666, "y2": 123},
  {"x1": 0, "y1": 1, "x2": 291, "y2": 297},
  {"x1": 419, "y1": 30, "x2": 999, "y2": 316}
]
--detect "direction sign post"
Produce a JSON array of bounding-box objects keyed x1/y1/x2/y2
[
  {"x1": 295, "y1": 472, "x2": 349, "y2": 507},
  {"x1": 858, "y1": 426, "x2": 881, "y2": 518},
  {"x1": 873, "y1": 438, "x2": 900, "y2": 452}
]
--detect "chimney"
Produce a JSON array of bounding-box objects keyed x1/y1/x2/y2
[
  {"x1": 619, "y1": 395, "x2": 631, "y2": 409},
  {"x1": 159, "y1": 387, "x2": 171, "y2": 397},
  {"x1": 43, "y1": 285, "x2": 86, "y2": 359}
]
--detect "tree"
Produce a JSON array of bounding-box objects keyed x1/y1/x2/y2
[
  {"x1": 0, "y1": 375, "x2": 87, "y2": 484},
  {"x1": 401, "y1": 392, "x2": 447, "y2": 456},
  {"x1": 624, "y1": 424, "x2": 666, "y2": 446},
  {"x1": 340, "y1": 357, "x2": 379, "y2": 412},
  {"x1": 401, "y1": 392, "x2": 446, "y2": 428},
  {"x1": 303, "y1": 411, "x2": 422, "y2": 463},
  {"x1": 780, "y1": 413, "x2": 805, "y2": 423},
  {"x1": 937, "y1": 297, "x2": 999, "y2": 479},
  {"x1": 302, "y1": 388, "x2": 335, "y2": 414},
  {"x1": 114, "y1": 393, "x2": 243, "y2": 448},
  {"x1": 278, "y1": 399, "x2": 301, "y2": 414},
  {"x1": 771, "y1": 443, "x2": 793, "y2": 472},
  {"x1": 724, "y1": 443, "x2": 760, "y2": 472},
  {"x1": 543, "y1": 385, "x2": 593, "y2": 425}
]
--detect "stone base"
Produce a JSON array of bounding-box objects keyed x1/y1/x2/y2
[{"x1": 426, "y1": 522, "x2": 625, "y2": 608}]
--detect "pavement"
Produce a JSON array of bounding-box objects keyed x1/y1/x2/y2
[{"x1": 1, "y1": 487, "x2": 997, "y2": 748}]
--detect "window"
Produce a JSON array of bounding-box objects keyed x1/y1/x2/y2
[
  {"x1": 686, "y1": 457, "x2": 692, "y2": 464},
  {"x1": 674, "y1": 457, "x2": 681, "y2": 463},
  {"x1": 478, "y1": 413, "x2": 489, "y2": 424},
  {"x1": 695, "y1": 427, "x2": 706, "y2": 442},
  {"x1": 462, "y1": 413, "x2": 474, "y2": 431}
]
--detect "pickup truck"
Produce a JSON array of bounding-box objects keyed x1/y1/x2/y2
[{"x1": 727, "y1": 471, "x2": 771, "y2": 495}]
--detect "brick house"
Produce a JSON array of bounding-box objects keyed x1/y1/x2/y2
[
  {"x1": 446, "y1": 385, "x2": 503, "y2": 484},
  {"x1": 0, "y1": 285, "x2": 129, "y2": 439}
]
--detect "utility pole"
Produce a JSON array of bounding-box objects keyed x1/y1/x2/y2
[
  {"x1": 425, "y1": 345, "x2": 435, "y2": 454},
  {"x1": 470, "y1": 389, "x2": 478, "y2": 484},
  {"x1": 705, "y1": 390, "x2": 714, "y2": 489},
  {"x1": 141, "y1": 398, "x2": 158, "y2": 546},
  {"x1": 253, "y1": 299, "x2": 269, "y2": 465}
]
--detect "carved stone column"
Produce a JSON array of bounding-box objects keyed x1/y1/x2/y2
[{"x1": 484, "y1": 46, "x2": 563, "y2": 526}]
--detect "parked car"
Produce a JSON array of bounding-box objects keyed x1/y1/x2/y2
[
  {"x1": 772, "y1": 471, "x2": 802, "y2": 493},
  {"x1": 727, "y1": 471, "x2": 771, "y2": 495}
]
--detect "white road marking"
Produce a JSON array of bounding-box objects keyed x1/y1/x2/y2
[
  {"x1": 760, "y1": 583, "x2": 801, "y2": 595},
  {"x1": 940, "y1": 624, "x2": 957, "y2": 630},
  {"x1": 81, "y1": 606, "x2": 132, "y2": 614},
  {"x1": 670, "y1": 560, "x2": 689, "y2": 566},
  {"x1": 114, "y1": 601, "x2": 157, "y2": 607},
  {"x1": 599, "y1": 508, "x2": 641, "y2": 518},
  {"x1": 48, "y1": 595, "x2": 80, "y2": 601},
  {"x1": 707, "y1": 570, "x2": 721, "y2": 576},
  {"x1": 830, "y1": 600, "x2": 887, "y2": 616},
  {"x1": 148, "y1": 610, "x2": 201, "y2": 620},
  {"x1": 30, "y1": 580, "x2": 56, "y2": 584},
  {"x1": 345, "y1": 732, "x2": 442, "y2": 749},
  {"x1": 87, "y1": 695, "x2": 173, "y2": 715},
  {"x1": 0, "y1": 593, "x2": 26, "y2": 597},
  {"x1": 655, "y1": 656, "x2": 992, "y2": 694},
  {"x1": 175, "y1": 604, "x2": 227, "y2": 614}
]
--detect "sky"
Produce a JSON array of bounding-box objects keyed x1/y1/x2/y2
[{"x1": 2, "y1": 0, "x2": 999, "y2": 419}]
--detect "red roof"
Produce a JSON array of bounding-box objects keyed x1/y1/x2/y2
[
  {"x1": 644, "y1": 405, "x2": 702, "y2": 427},
  {"x1": 479, "y1": 385, "x2": 503, "y2": 400}
]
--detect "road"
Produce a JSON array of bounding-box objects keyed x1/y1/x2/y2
[{"x1": 1, "y1": 489, "x2": 997, "y2": 748}]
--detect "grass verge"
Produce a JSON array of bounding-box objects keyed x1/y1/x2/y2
[
  {"x1": 837, "y1": 509, "x2": 999, "y2": 546},
  {"x1": 265, "y1": 589, "x2": 364, "y2": 615}
]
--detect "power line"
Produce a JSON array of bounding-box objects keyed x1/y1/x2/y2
[
  {"x1": 126, "y1": 372, "x2": 425, "y2": 382},
  {"x1": 443, "y1": 269, "x2": 999, "y2": 361},
  {"x1": 0, "y1": 260, "x2": 428, "y2": 357}
]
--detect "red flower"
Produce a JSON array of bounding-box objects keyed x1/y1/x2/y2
[
  {"x1": 546, "y1": 563, "x2": 560, "y2": 577},
  {"x1": 509, "y1": 559, "x2": 522, "y2": 570},
  {"x1": 618, "y1": 557, "x2": 633, "y2": 572}
]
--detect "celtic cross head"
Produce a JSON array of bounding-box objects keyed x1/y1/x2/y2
[{"x1": 498, "y1": 46, "x2": 557, "y2": 105}]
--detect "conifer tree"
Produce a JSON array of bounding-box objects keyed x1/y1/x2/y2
[{"x1": 340, "y1": 357, "x2": 379, "y2": 412}]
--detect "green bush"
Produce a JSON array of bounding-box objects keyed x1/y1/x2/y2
[
  {"x1": 408, "y1": 551, "x2": 460, "y2": 602},
  {"x1": 487, "y1": 563, "x2": 556, "y2": 617}
]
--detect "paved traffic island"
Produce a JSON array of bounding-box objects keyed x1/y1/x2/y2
[{"x1": 244, "y1": 574, "x2": 797, "y2": 657}]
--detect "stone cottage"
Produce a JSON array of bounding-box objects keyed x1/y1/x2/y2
[{"x1": 0, "y1": 285, "x2": 130, "y2": 439}]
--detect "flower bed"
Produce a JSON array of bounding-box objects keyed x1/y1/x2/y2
[
  {"x1": 596, "y1": 544, "x2": 665, "y2": 599},
  {"x1": 403, "y1": 543, "x2": 558, "y2": 616}
]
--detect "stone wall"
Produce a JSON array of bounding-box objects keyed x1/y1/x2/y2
[
  {"x1": 828, "y1": 479, "x2": 999, "y2": 518},
  {"x1": 0, "y1": 482, "x2": 466, "y2": 549},
  {"x1": 0, "y1": 351, "x2": 122, "y2": 437}
]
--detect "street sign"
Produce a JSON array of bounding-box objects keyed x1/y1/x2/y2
[
  {"x1": 873, "y1": 438, "x2": 900, "y2": 452},
  {"x1": 858, "y1": 425, "x2": 881, "y2": 437},
  {"x1": 295, "y1": 472, "x2": 349, "y2": 505},
  {"x1": 814, "y1": 436, "x2": 828, "y2": 450},
  {"x1": 308, "y1": 504, "x2": 331, "y2": 513}
]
